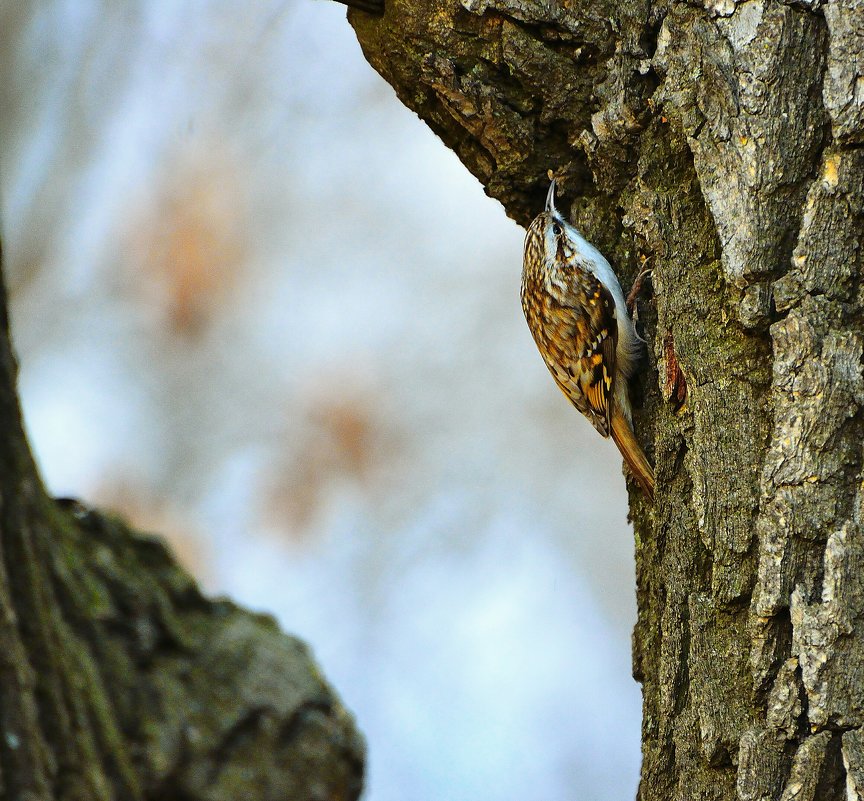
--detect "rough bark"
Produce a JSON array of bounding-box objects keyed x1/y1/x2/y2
[
  {"x1": 0, "y1": 250, "x2": 363, "y2": 798},
  {"x1": 346, "y1": 1, "x2": 864, "y2": 798}
]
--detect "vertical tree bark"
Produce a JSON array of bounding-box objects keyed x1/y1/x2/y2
[
  {"x1": 0, "y1": 246, "x2": 364, "y2": 799},
  {"x1": 346, "y1": 1, "x2": 864, "y2": 798}
]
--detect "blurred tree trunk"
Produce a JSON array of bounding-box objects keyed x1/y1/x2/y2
[
  {"x1": 0, "y1": 249, "x2": 363, "y2": 798},
  {"x1": 348, "y1": 2, "x2": 864, "y2": 798}
]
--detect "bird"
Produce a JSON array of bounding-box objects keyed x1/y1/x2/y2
[{"x1": 521, "y1": 179, "x2": 655, "y2": 499}]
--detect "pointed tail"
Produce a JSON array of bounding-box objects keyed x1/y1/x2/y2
[{"x1": 611, "y1": 409, "x2": 655, "y2": 500}]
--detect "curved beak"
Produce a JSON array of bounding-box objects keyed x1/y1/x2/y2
[{"x1": 545, "y1": 178, "x2": 557, "y2": 213}]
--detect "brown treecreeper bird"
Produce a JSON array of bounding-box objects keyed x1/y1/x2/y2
[{"x1": 521, "y1": 179, "x2": 655, "y2": 499}]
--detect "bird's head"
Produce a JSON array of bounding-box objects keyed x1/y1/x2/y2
[{"x1": 523, "y1": 179, "x2": 577, "y2": 271}]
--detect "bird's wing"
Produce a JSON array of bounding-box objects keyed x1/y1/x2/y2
[{"x1": 552, "y1": 270, "x2": 619, "y2": 437}]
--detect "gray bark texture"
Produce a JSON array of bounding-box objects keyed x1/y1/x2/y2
[
  {"x1": 0, "y1": 254, "x2": 364, "y2": 798},
  {"x1": 347, "y1": 1, "x2": 864, "y2": 799}
]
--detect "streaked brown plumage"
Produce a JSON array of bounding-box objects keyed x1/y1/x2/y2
[{"x1": 521, "y1": 180, "x2": 655, "y2": 498}]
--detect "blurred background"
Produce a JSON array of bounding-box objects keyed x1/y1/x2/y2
[{"x1": 0, "y1": 2, "x2": 640, "y2": 799}]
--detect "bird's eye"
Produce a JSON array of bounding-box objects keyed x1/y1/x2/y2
[{"x1": 552, "y1": 222, "x2": 562, "y2": 237}]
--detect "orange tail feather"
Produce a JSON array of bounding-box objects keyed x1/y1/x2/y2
[{"x1": 611, "y1": 410, "x2": 655, "y2": 499}]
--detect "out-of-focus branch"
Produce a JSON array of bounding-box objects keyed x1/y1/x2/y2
[{"x1": 0, "y1": 238, "x2": 365, "y2": 800}]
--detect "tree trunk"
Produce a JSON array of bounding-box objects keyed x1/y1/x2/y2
[
  {"x1": 346, "y1": 2, "x2": 864, "y2": 798},
  {"x1": 0, "y1": 246, "x2": 364, "y2": 798}
]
